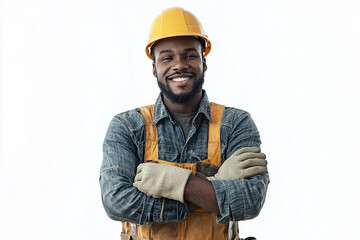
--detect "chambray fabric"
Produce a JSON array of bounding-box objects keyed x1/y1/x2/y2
[{"x1": 99, "y1": 91, "x2": 269, "y2": 225}]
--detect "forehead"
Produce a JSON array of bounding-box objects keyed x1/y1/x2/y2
[{"x1": 153, "y1": 36, "x2": 202, "y2": 55}]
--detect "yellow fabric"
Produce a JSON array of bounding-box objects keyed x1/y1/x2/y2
[{"x1": 122, "y1": 102, "x2": 229, "y2": 240}]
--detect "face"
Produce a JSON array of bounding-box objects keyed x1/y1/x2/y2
[{"x1": 152, "y1": 36, "x2": 207, "y2": 104}]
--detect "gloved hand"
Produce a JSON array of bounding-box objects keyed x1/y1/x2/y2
[
  {"x1": 207, "y1": 147, "x2": 267, "y2": 181},
  {"x1": 133, "y1": 162, "x2": 192, "y2": 203}
]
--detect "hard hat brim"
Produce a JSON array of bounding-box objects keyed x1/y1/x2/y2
[{"x1": 145, "y1": 35, "x2": 211, "y2": 60}]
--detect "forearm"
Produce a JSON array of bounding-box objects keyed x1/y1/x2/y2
[
  {"x1": 211, "y1": 173, "x2": 269, "y2": 224},
  {"x1": 100, "y1": 168, "x2": 188, "y2": 224},
  {"x1": 184, "y1": 175, "x2": 220, "y2": 215}
]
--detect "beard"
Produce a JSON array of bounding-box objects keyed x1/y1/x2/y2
[{"x1": 156, "y1": 71, "x2": 205, "y2": 104}]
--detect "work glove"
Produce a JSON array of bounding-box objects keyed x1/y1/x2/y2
[
  {"x1": 133, "y1": 162, "x2": 192, "y2": 203},
  {"x1": 207, "y1": 147, "x2": 267, "y2": 181}
]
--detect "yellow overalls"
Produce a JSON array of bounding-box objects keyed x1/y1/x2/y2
[{"x1": 122, "y1": 102, "x2": 235, "y2": 240}]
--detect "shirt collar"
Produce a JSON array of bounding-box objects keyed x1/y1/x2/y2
[{"x1": 152, "y1": 90, "x2": 212, "y2": 125}]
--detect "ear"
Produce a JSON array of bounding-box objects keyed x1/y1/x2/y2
[
  {"x1": 152, "y1": 62, "x2": 157, "y2": 77},
  {"x1": 203, "y1": 57, "x2": 207, "y2": 72}
]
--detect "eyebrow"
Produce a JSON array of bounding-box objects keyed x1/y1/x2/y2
[
  {"x1": 159, "y1": 49, "x2": 173, "y2": 55},
  {"x1": 184, "y1": 48, "x2": 198, "y2": 53},
  {"x1": 158, "y1": 48, "x2": 199, "y2": 56}
]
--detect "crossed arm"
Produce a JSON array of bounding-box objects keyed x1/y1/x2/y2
[
  {"x1": 133, "y1": 147, "x2": 267, "y2": 216},
  {"x1": 185, "y1": 148, "x2": 268, "y2": 214},
  {"x1": 100, "y1": 112, "x2": 269, "y2": 225}
]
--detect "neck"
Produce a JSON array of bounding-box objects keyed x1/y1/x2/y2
[{"x1": 163, "y1": 91, "x2": 203, "y2": 114}]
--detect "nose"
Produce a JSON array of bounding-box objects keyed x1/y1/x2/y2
[{"x1": 172, "y1": 57, "x2": 188, "y2": 71}]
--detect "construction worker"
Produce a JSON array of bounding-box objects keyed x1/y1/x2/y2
[{"x1": 100, "y1": 7, "x2": 269, "y2": 240}]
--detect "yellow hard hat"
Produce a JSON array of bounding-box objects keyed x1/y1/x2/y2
[{"x1": 145, "y1": 7, "x2": 211, "y2": 60}]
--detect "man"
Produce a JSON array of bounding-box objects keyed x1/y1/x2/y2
[{"x1": 100, "y1": 7, "x2": 269, "y2": 240}]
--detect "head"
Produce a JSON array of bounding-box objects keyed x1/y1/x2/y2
[
  {"x1": 151, "y1": 36, "x2": 207, "y2": 104},
  {"x1": 146, "y1": 7, "x2": 211, "y2": 105}
]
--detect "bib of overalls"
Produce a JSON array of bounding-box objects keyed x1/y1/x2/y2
[{"x1": 122, "y1": 102, "x2": 229, "y2": 240}]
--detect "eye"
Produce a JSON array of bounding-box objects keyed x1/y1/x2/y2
[
  {"x1": 160, "y1": 56, "x2": 173, "y2": 62},
  {"x1": 186, "y1": 54, "x2": 198, "y2": 59}
]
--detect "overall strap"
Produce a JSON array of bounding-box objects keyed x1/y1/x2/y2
[
  {"x1": 208, "y1": 102, "x2": 225, "y2": 167},
  {"x1": 140, "y1": 105, "x2": 158, "y2": 161}
]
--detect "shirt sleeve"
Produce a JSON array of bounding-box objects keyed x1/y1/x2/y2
[
  {"x1": 211, "y1": 110, "x2": 270, "y2": 224},
  {"x1": 99, "y1": 114, "x2": 189, "y2": 225}
]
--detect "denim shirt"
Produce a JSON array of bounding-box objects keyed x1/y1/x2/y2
[{"x1": 100, "y1": 91, "x2": 269, "y2": 225}]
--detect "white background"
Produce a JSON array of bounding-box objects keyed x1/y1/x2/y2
[{"x1": 1, "y1": 0, "x2": 359, "y2": 239}]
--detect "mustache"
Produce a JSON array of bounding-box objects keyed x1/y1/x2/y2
[{"x1": 166, "y1": 71, "x2": 194, "y2": 79}]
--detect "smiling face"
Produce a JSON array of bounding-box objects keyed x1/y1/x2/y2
[{"x1": 152, "y1": 36, "x2": 207, "y2": 105}]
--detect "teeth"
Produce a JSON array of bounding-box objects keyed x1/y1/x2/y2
[{"x1": 172, "y1": 77, "x2": 189, "y2": 82}]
